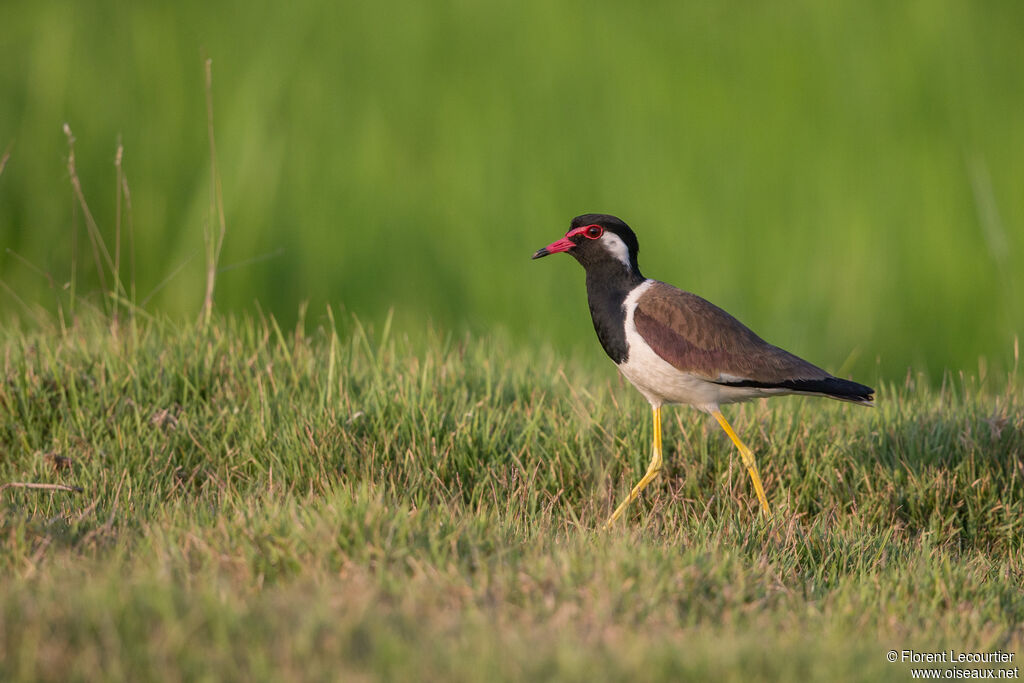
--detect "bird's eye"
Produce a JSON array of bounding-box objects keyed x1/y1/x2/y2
[{"x1": 584, "y1": 225, "x2": 603, "y2": 240}]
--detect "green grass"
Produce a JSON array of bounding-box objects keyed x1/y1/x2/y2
[
  {"x1": 2, "y1": 2, "x2": 1021, "y2": 678},
  {"x1": 2, "y1": 313, "x2": 1021, "y2": 681},
  {"x1": 2, "y1": 0, "x2": 1023, "y2": 378}
]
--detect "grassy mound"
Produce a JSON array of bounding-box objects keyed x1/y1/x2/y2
[{"x1": 1, "y1": 314, "x2": 1021, "y2": 681}]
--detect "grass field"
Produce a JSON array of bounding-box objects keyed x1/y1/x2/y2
[
  {"x1": 2, "y1": 0, "x2": 1023, "y2": 379},
  {"x1": 2, "y1": 1, "x2": 1023, "y2": 679},
  {"x1": 1, "y1": 312, "x2": 1021, "y2": 681}
]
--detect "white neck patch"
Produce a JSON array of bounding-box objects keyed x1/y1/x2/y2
[{"x1": 600, "y1": 232, "x2": 632, "y2": 267}]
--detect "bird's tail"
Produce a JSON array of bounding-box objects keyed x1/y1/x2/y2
[
  {"x1": 716, "y1": 376, "x2": 876, "y2": 405},
  {"x1": 785, "y1": 376, "x2": 875, "y2": 405}
]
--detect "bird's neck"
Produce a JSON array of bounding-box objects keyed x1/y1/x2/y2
[{"x1": 584, "y1": 262, "x2": 646, "y2": 364}]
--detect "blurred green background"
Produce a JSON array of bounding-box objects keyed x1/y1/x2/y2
[{"x1": 1, "y1": 0, "x2": 1021, "y2": 380}]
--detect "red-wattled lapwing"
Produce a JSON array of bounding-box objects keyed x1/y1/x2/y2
[{"x1": 532, "y1": 214, "x2": 874, "y2": 526}]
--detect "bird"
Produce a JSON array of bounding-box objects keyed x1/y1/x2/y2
[{"x1": 532, "y1": 213, "x2": 874, "y2": 526}]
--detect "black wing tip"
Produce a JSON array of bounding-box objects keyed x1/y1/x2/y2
[
  {"x1": 814, "y1": 377, "x2": 875, "y2": 405},
  {"x1": 838, "y1": 389, "x2": 876, "y2": 407},
  {"x1": 718, "y1": 376, "x2": 876, "y2": 405}
]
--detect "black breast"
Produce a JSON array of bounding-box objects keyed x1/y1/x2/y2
[{"x1": 584, "y1": 268, "x2": 643, "y2": 364}]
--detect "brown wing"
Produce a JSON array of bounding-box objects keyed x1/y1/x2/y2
[{"x1": 632, "y1": 281, "x2": 830, "y2": 385}]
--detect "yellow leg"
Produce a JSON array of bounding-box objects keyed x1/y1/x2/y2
[
  {"x1": 605, "y1": 405, "x2": 663, "y2": 527},
  {"x1": 711, "y1": 409, "x2": 772, "y2": 516}
]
